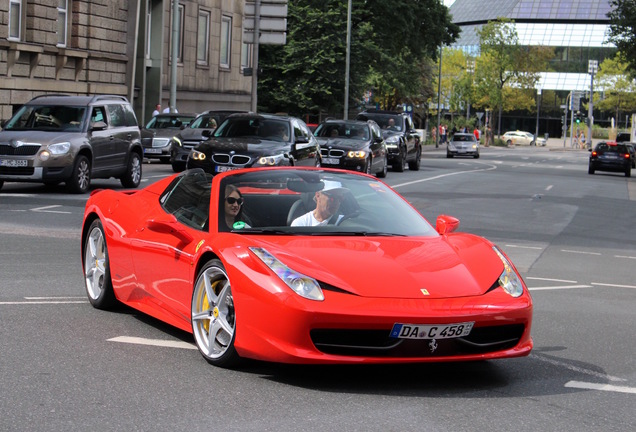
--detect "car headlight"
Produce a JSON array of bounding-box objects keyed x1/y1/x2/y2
[
  {"x1": 171, "y1": 136, "x2": 182, "y2": 147},
  {"x1": 385, "y1": 136, "x2": 400, "y2": 147},
  {"x1": 347, "y1": 150, "x2": 367, "y2": 158},
  {"x1": 49, "y1": 142, "x2": 71, "y2": 155},
  {"x1": 255, "y1": 153, "x2": 285, "y2": 166},
  {"x1": 493, "y1": 246, "x2": 524, "y2": 297},
  {"x1": 190, "y1": 149, "x2": 206, "y2": 161},
  {"x1": 249, "y1": 247, "x2": 324, "y2": 301}
]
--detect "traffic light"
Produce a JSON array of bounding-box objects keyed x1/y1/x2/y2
[{"x1": 575, "y1": 112, "x2": 581, "y2": 124}]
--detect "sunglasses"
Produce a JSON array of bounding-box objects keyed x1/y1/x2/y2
[{"x1": 226, "y1": 197, "x2": 243, "y2": 205}]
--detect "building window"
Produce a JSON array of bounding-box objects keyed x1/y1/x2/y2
[
  {"x1": 57, "y1": 0, "x2": 68, "y2": 47},
  {"x1": 170, "y1": 3, "x2": 185, "y2": 63},
  {"x1": 9, "y1": 0, "x2": 22, "y2": 40},
  {"x1": 197, "y1": 9, "x2": 210, "y2": 65},
  {"x1": 145, "y1": 0, "x2": 152, "y2": 59},
  {"x1": 241, "y1": 41, "x2": 252, "y2": 70},
  {"x1": 220, "y1": 15, "x2": 232, "y2": 68}
]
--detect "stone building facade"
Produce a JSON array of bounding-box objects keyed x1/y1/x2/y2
[{"x1": 1, "y1": 0, "x2": 252, "y2": 126}]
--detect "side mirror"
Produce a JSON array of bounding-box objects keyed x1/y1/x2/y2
[
  {"x1": 90, "y1": 121, "x2": 107, "y2": 131},
  {"x1": 147, "y1": 215, "x2": 194, "y2": 243},
  {"x1": 436, "y1": 215, "x2": 460, "y2": 235},
  {"x1": 295, "y1": 136, "x2": 310, "y2": 144}
]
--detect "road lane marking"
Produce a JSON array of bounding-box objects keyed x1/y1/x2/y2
[
  {"x1": 31, "y1": 205, "x2": 71, "y2": 214},
  {"x1": 565, "y1": 381, "x2": 636, "y2": 394},
  {"x1": 528, "y1": 285, "x2": 592, "y2": 291},
  {"x1": 504, "y1": 244, "x2": 543, "y2": 250},
  {"x1": 561, "y1": 249, "x2": 601, "y2": 255},
  {"x1": 591, "y1": 282, "x2": 636, "y2": 290},
  {"x1": 526, "y1": 277, "x2": 578, "y2": 283},
  {"x1": 392, "y1": 163, "x2": 498, "y2": 188},
  {"x1": 0, "y1": 300, "x2": 87, "y2": 305},
  {"x1": 108, "y1": 336, "x2": 197, "y2": 350},
  {"x1": 615, "y1": 255, "x2": 636, "y2": 260},
  {"x1": 531, "y1": 354, "x2": 626, "y2": 382}
]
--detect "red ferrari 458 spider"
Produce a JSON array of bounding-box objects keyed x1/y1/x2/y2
[{"x1": 81, "y1": 167, "x2": 533, "y2": 367}]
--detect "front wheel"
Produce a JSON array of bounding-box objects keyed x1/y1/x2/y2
[
  {"x1": 626, "y1": 168, "x2": 631, "y2": 178},
  {"x1": 588, "y1": 165, "x2": 595, "y2": 174},
  {"x1": 376, "y1": 155, "x2": 388, "y2": 178},
  {"x1": 120, "y1": 152, "x2": 142, "y2": 188},
  {"x1": 83, "y1": 219, "x2": 117, "y2": 309},
  {"x1": 393, "y1": 148, "x2": 406, "y2": 172},
  {"x1": 191, "y1": 259, "x2": 240, "y2": 368},
  {"x1": 408, "y1": 147, "x2": 421, "y2": 171},
  {"x1": 67, "y1": 155, "x2": 91, "y2": 193}
]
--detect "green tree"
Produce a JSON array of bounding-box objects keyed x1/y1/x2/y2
[
  {"x1": 594, "y1": 55, "x2": 636, "y2": 125},
  {"x1": 257, "y1": 0, "x2": 459, "y2": 118},
  {"x1": 473, "y1": 19, "x2": 551, "y2": 136},
  {"x1": 607, "y1": 0, "x2": 636, "y2": 77}
]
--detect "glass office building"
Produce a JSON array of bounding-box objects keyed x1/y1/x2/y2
[{"x1": 447, "y1": 0, "x2": 618, "y2": 134}]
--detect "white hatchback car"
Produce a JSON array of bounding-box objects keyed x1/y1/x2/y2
[{"x1": 502, "y1": 131, "x2": 546, "y2": 146}]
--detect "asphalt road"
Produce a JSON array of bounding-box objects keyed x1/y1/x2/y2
[{"x1": 1, "y1": 146, "x2": 634, "y2": 432}]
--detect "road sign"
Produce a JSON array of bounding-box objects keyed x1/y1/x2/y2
[
  {"x1": 244, "y1": 17, "x2": 287, "y2": 32},
  {"x1": 243, "y1": 0, "x2": 288, "y2": 46},
  {"x1": 243, "y1": 30, "x2": 286, "y2": 45},
  {"x1": 245, "y1": 1, "x2": 288, "y2": 17}
]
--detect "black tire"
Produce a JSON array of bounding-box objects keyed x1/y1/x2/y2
[
  {"x1": 0, "y1": 180, "x2": 3, "y2": 191},
  {"x1": 120, "y1": 152, "x2": 142, "y2": 188},
  {"x1": 626, "y1": 168, "x2": 631, "y2": 178},
  {"x1": 506, "y1": 140, "x2": 513, "y2": 146},
  {"x1": 393, "y1": 148, "x2": 406, "y2": 172},
  {"x1": 447, "y1": 152, "x2": 453, "y2": 158},
  {"x1": 408, "y1": 147, "x2": 421, "y2": 171},
  {"x1": 365, "y1": 157, "x2": 372, "y2": 175},
  {"x1": 83, "y1": 219, "x2": 117, "y2": 310},
  {"x1": 588, "y1": 165, "x2": 595, "y2": 174},
  {"x1": 172, "y1": 161, "x2": 186, "y2": 172},
  {"x1": 160, "y1": 156, "x2": 170, "y2": 164},
  {"x1": 474, "y1": 152, "x2": 480, "y2": 159},
  {"x1": 376, "y1": 155, "x2": 388, "y2": 178},
  {"x1": 66, "y1": 155, "x2": 91, "y2": 194},
  {"x1": 191, "y1": 259, "x2": 240, "y2": 368}
]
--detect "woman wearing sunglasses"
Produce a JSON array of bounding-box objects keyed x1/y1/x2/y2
[{"x1": 224, "y1": 185, "x2": 250, "y2": 229}]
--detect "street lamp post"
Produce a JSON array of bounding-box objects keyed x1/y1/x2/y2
[
  {"x1": 535, "y1": 88, "x2": 541, "y2": 146},
  {"x1": 436, "y1": 46, "x2": 443, "y2": 148},
  {"x1": 343, "y1": 0, "x2": 352, "y2": 120},
  {"x1": 588, "y1": 60, "x2": 598, "y2": 149},
  {"x1": 466, "y1": 60, "x2": 475, "y2": 119}
]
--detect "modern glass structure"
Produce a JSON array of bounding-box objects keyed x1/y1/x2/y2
[{"x1": 447, "y1": 0, "x2": 618, "y2": 135}]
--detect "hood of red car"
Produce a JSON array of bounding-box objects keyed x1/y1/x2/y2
[{"x1": 250, "y1": 234, "x2": 503, "y2": 299}]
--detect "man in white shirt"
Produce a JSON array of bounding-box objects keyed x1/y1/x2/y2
[
  {"x1": 152, "y1": 104, "x2": 161, "y2": 116},
  {"x1": 291, "y1": 180, "x2": 346, "y2": 226}
]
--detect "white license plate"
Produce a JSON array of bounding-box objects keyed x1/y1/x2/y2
[
  {"x1": 323, "y1": 157, "x2": 340, "y2": 165},
  {"x1": 144, "y1": 148, "x2": 162, "y2": 154},
  {"x1": 0, "y1": 159, "x2": 28, "y2": 167},
  {"x1": 390, "y1": 322, "x2": 474, "y2": 340},
  {"x1": 215, "y1": 165, "x2": 240, "y2": 173}
]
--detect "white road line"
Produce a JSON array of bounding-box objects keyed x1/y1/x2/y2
[
  {"x1": 108, "y1": 336, "x2": 197, "y2": 350},
  {"x1": 392, "y1": 163, "x2": 497, "y2": 188},
  {"x1": 615, "y1": 255, "x2": 636, "y2": 260},
  {"x1": 504, "y1": 244, "x2": 543, "y2": 250},
  {"x1": 25, "y1": 296, "x2": 86, "y2": 300},
  {"x1": 561, "y1": 249, "x2": 602, "y2": 255},
  {"x1": 545, "y1": 185, "x2": 553, "y2": 191},
  {"x1": 532, "y1": 354, "x2": 626, "y2": 382},
  {"x1": 31, "y1": 205, "x2": 71, "y2": 214},
  {"x1": 565, "y1": 381, "x2": 636, "y2": 394},
  {"x1": 592, "y1": 282, "x2": 636, "y2": 290},
  {"x1": 528, "y1": 285, "x2": 593, "y2": 291},
  {"x1": 0, "y1": 300, "x2": 87, "y2": 305},
  {"x1": 526, "y1": 277, "x2": 578, "y2": 283}
]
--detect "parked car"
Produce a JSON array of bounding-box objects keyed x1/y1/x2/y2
[
  {"x1": 186, "y1": 113, "x2": 321, "y2": 174},
  {"x1": 447, "y1": 132, "x2": 480, "y2": 158},
  {"x1": 170, "y1": 110, "x2": 244, "y2": 172},
  {"x1": 81, "y1": 167, "x2": 533, "y2": 368},
  {"x1": 502, "y1": 131, "x2": 545, "y2": 146},
  {"x1": 356, "y1": 109, "x2": 421, "y2": 172},
  {"x1": 0, "y1": 94, "x2": 142, "y2": 193},
  {"x1": 588, "y1": 141, "x2": 632, "y2": 177},
  {"x1": 141, "y1": 113, "x2": 196, "y2": 163},
  {"x1": 314, "y1": 119, "x2": 387, "y2": 177}
]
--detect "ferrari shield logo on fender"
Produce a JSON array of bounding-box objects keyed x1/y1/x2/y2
[{"x1": 420, "y1": 289, "x2": 430, "y2": 296}]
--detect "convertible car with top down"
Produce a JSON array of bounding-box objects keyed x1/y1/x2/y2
[{"x1": 81, "y1": 167, "x2": 533, "y2": 368}]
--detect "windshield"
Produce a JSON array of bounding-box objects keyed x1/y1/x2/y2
[
  {"x1": 145, "y1": 115, "x2": 194, "y2": 129},
  {"x1": 3, "y1": 105, "x2": 87, "y2": 132},
  {"x1": 189, "y1": 115, "x2": 219, "y2": 129},
  {"x1": 315, "y1": 123, "x2": 370, "y2": 140},
  {"x1": 358, "y1": 114, "x2": 401, "y2": 131},
  {"x1": 218, "y1": 169, "x2": 437, "y2": 236},
  {"x1": 214, "y1": 117, "x2": 290, "y2": 142}
]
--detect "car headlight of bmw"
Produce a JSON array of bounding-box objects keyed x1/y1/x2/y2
[
  {"x1": 255, "y1": 153, "x2": 286, "y2": 166},
  {"x1": 39, "y1": 142, "x2": 71, "y2": 161},
  {"x1": 347, "y1": 150, "x2": 367, "y2": 159},
  {"x1": 385, "y1": 136, "x2": 400, "y2": 148},
  {"x1": 190, "y1": 149, "x2": 206, "y2": 161},
  {"x1": 493, "y1": 246, "x2": 524, "y2": 297},
  {"x1": 249, "y1": 247, "x2": 324, "y2": 301}
]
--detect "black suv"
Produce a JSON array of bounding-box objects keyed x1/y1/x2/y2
[
  {"x1": 0, "y1": 94, "x2": 142, "y2": 193},
  {"x1": 186, "y1": 113, "x2": 321, "y2": 174},
  {"x1": 170, "y1": 110, "x2": 244, "y2": 172},
  {"x1": 588, "y1": 142, "x2": 632, "y2": 177},
  {"x1": 356, "y1": 109, "x2": 421, "y2": 172}
]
